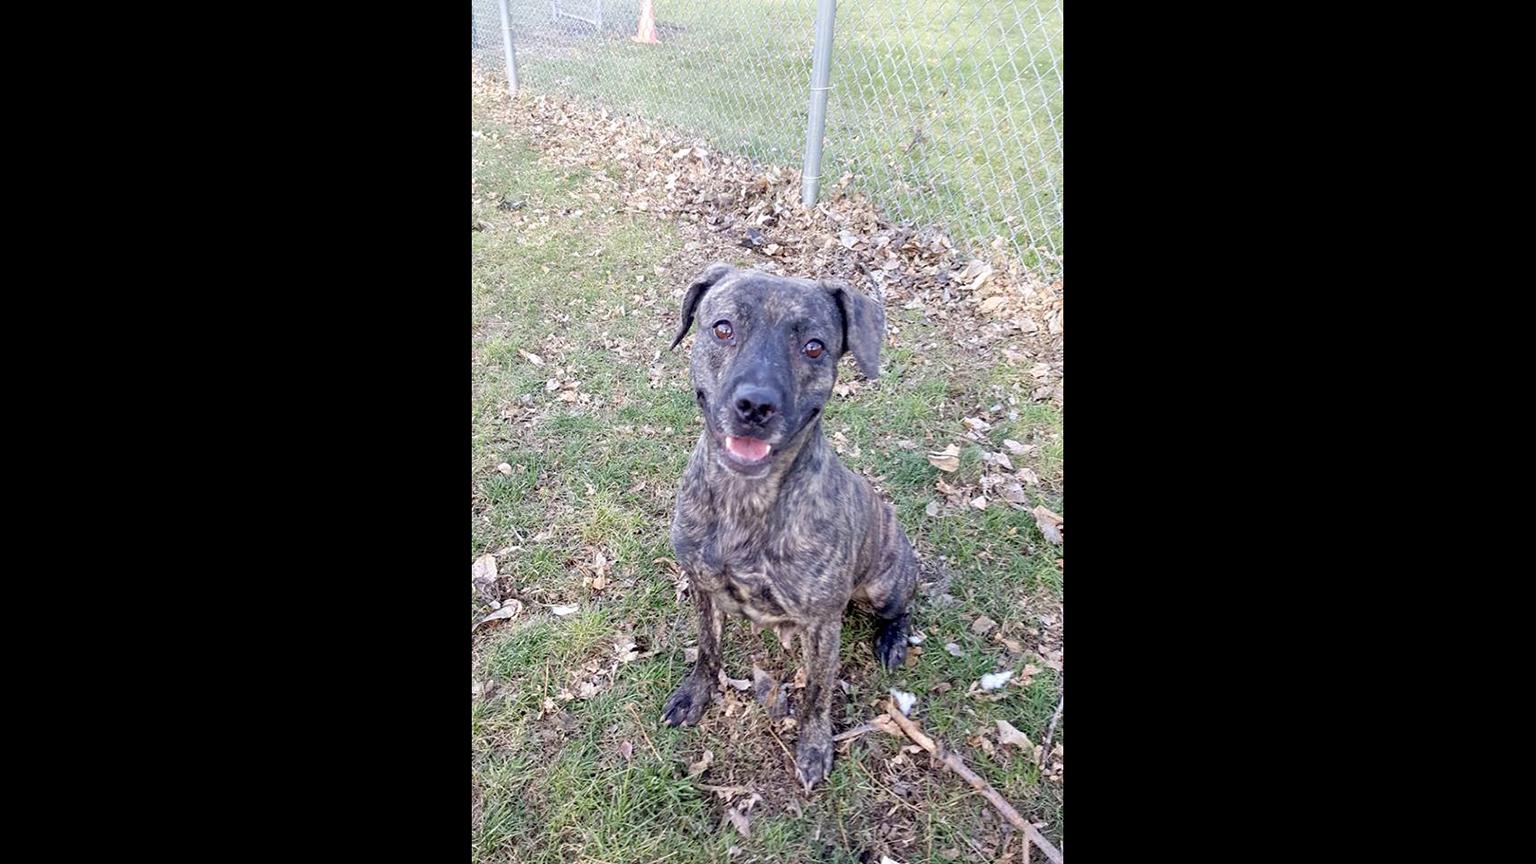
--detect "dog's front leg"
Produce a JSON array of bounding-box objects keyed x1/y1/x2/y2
[
  {"x1": 794, "y1": 619, "x2": 842, "y2": 790},
  {"x1": 661, "y1": 586, "x2": 724, "y2": 727}
]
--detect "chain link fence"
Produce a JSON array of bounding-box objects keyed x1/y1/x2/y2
[{"x1": 474, "y1": 1, "x2": 1062, "y2": 275}]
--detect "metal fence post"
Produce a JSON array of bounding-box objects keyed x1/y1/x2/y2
[
  {"x1": 800, "y1": 0, "x2": 837, "y2": 207},
  {"x1": 497, "y1": 0, "x2": 519, "y2": 94}
]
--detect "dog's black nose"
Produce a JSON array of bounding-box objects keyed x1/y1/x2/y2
[{"x1": 733, "y1": 385, "x2": 779, "y2": 426}]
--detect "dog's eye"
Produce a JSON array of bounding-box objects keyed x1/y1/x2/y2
[
  {"x1": 803, "y1": 339, "x2": 825, "y2": 359},
  {"x1": 712, "y1": 320, "x2": 734, "y2": 341}
]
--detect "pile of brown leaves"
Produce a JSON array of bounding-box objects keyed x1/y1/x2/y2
[{"x1": 474, "y1": 78, "x2": 1062, "y2": 408}]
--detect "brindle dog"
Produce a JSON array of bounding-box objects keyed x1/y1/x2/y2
[{"x1": 660, "y1": 262, "x2": 919, "y2": 790}]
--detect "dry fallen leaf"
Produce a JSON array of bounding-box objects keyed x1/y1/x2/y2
[
  {"x1": 1032, "y1": 505, "x2": 1064, "y2": 544},
  {"x1": 977, "y1": 295, "x2": 1007, "y2": 315},
  {"x1": 966, "y1": 262, "x2": 994, "y2": 292},
  {"x1": 549, "y1": 603, "x2": 579, "y2": 616},
  {"x1": 496, "y1": 462, "x2": 513, "y2": 475},
  {"x1": 980, "y1": 670, "x2": 1014, "y2": 691},
  {"x1": 962, "y1": 416, "x2": 992, "y2": 433},
  {"x1": 726, "y1": 807, "x2": 752, "y2": 838},
  {"x1": 619, "y1": 740, "x2": 634, "y2": 762},
  {"x1": 474, "y1": 599, "x2": 524, "y2": 630},
  {"x1": 718, "y1": 669, "x2": 751, "y2": 691},
  {"x1": 684, "y1": 645, "x2": 699, "y2": 663},
  {"x1": 687, "y1": 749, "x2": 714, "y2": 778},
  {"x1": 993, "y1": 453, "x2": 1014, "y2": 471},
  {"x1": 996, "y1": 719, "x2": 1035, "y2": 750},
  {"x1": 925, "y1": 500, "x2": 943, "y2": 517},
  {"x1": 518, "y1": 349, "x2": 544, "y2": 366},
  {"x1": 472, "y1": 554, "x2": 497, "y2": 584},
  {"x1": 970, "y1": 495, "x2": 988, "y2": 510},
  {"x1": 944, "y1": 642, "x2": 964, "y2": 658},
  {"x1": 971, "y1": 615, "x2": 998, "y2": 635},
  {"x1": 1003, "y1": 439, "x2": 1031, "y2": 455},
  {"x1": 870, "y1": 712, "x2": 903, "y2": 737},
  {"x1": 927, "y1": 443, "x2": 961, "y2": 472},
  {"x1": 752, "y1": 666, "x2": 786, "y2": 719},
  {"x1": 472, "y1": 554, "x2": 501, "y2": 606}
]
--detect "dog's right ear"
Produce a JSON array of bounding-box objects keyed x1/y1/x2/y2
[{"x1": 670, "y1": 263, "x2": 735, "y2": 350}]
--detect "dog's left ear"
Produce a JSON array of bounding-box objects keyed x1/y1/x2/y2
[
  {"x1": 823, "y1": 280, "x2": 885, "y2": 379},
  {"x1": 671, "y1": 263, "x2": 735, "y2": 350}
]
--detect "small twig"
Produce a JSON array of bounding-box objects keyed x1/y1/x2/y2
[
  {"x1": 1038, "y1": 696, "x2": 1063, "y2": 770},
  {"x1": 855, "y1": 258, "x2": 878, "y2": 284},
  {"x1": 884, "y1": 700, "x2": 1063, "y2": 864},
  {"x1": 624, "y1": 703, "x2": 664, "y2": 764},
  {"x1": 854, "y1": 258, "x2": 886, "y2": 305},
  {"x1": 848, "y1": 751, "x2": 923, "y2": 816},
  {"x1": 833, "y1": 722, "x2": 879, "y2": 742},
  {"x1": 765, "y1": 723, "x2": 796, "y2": 767},
  {"x1": 959, "y1": 832, "x2": 989, "y2": 861}
]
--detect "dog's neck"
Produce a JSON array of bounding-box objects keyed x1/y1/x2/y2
[{"x1": 701, "y1": 418, "x2": 829, "y2": 521}]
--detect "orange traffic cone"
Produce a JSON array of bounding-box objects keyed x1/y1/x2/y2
[{"x1": 632, "y1": 0, "x2": 660, "y2": 44}]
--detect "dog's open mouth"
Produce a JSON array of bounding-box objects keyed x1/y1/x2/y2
[
  {"x1": 717, "y1": 433, "x2": 775, "y2": 476},
  {"x1": 725, "y1": 435, "x2": 772, "y2": 462}
]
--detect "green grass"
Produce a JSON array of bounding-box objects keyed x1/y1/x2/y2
[
  {"x1": 486, "y1": 0, "x2": 1063, "y2": 268},
  {"x1": 473, "y1": 90, "x2": 1063, "y2": 863}
]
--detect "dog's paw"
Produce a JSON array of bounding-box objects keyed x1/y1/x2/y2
[
  {"x1": 660, "y1": 675, "x2": 714, "y2": 727},
  {"x1": 874, "y1": 616, "x2": 909, "y2": 669},
  {"x1": 795, "y1": 729, "x2": 834, "y2": 791}
]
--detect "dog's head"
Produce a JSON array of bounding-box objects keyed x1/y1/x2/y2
[{"x1": 670, "y1": 263, "x2": 885, "y2": 478}]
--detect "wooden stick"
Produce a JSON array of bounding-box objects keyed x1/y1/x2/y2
[
  {"x1": 830, "y1": 715, "x2": 904, "y2": 744},
  {"x1": 1039, "y1": 696, "x2": 1064, "y2": 769},
  {"x1": 624, "y1": 703, "x2": 664, "y2": 764},
  {"x1": 884, "y1": 700, "x2": 1063, "y2": 864},
  {"x1": 833, "y1": 721, "x2": 879, "y2": 742},
  {"x1": 766, "y1": 723, "x2": 796, "y2": 766}
]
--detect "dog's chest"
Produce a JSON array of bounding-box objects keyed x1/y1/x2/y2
[
  {"x1": 716, "y1": 565, "x2": 793, "y2": 625},
  {"x1": 692, "y1": 539, "x2": 798, "y2": 625},
  {"x1": 675, "y1": 453, "x2": 853, "y2": 626}
]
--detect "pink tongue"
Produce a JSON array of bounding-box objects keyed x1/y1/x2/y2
[{"x1": 726, "y1": 436, "x2": 771, "y2": 461}]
